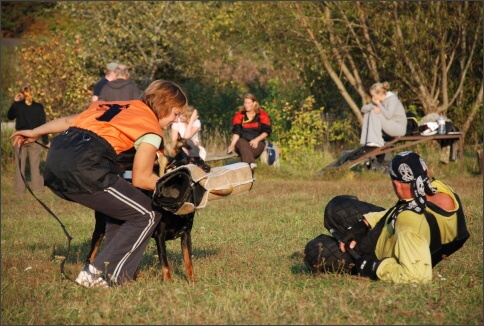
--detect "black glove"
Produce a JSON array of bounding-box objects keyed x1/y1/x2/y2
[
  {"x1": 340, "y1": 219, "x2": 369, "y2": 244},
  {"x1": 355, "y1": 255, "x2": 381, "y2": 280}
]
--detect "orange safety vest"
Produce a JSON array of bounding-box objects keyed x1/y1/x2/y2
[
  {"x1": 44, "y1": 100, "x2": 164, "y2": 193},
  {"x1": 72, "y1": 100, "x2": 163, "y2": 154}
]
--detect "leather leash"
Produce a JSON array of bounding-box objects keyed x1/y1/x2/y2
[{"x1": 17, "y1": 141, "x2": 74, "y2": 282}]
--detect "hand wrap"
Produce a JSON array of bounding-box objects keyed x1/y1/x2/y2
[{"x1": 355, "y1": 255, "x2": 382, "y2": 280}]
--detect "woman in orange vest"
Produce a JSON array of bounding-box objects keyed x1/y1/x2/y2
[{"x1": 10, "y1": 80, "x2": 187, "y2": 288}]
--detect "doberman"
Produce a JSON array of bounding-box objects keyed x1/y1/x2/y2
[{"x1": 86, "y1": 148, "x2": 210, "y2": 282}]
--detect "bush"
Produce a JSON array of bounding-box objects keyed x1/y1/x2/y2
[{"x1": 1, "y1": 126, "x2": 15, "y2": 169}]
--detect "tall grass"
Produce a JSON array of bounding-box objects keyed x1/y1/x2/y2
[
  {"x1": 1, "y1": 148, "x2": 482, "y2": 325},
  {"x1": 1, "y1": 126, "x2": 16, "y2": 169}
]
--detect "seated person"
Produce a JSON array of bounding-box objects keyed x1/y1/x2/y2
[
  {"x1": 227, "y1": 93, "x2": 272, "y2": 165},
  {"x1": 170, "y1": 106, "x2": 209, "y2": 172},
  {"x1": 360, "y1": 81, "x2": 407, "y2": 148}
]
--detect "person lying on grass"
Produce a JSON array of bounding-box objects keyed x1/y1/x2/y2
[{"x1": 305, "y1": 151, "x2": 469, "y2": 283}]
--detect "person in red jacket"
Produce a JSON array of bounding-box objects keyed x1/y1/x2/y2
[
  {"x1": 227, "y1": 93, "x2": 272, "y2": 165},
  {"x1": 10, "y1": 80, "x2": 187, "y2": 288}
]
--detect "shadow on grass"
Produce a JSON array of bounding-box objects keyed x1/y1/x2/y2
[
  {"x1": 289, "y1": 251, "x2": 311, "y2": 275},
  {"x1": 36, "y1": 237, "x2": 219, "y2": 277}
]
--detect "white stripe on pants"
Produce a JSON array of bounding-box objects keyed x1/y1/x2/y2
[{"x1": 52, "y1": 177, "x2": 162, "y2": 285}]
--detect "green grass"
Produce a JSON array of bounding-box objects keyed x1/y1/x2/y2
[{"x1": 1, "y1": 150, "x2": 482, "y2": 325}]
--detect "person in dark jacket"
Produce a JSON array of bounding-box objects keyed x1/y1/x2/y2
[
  {"x1": 92, "y1": 62, "x2": 118, "y2": 102},
  {"x1": 98, "y1": 65, "x2": 142, "y2": 101},
  {"x1": 8, "y1": 86, "x2": 49, "y2": 194},
  {"x1": 227, "y1": 93, "x2": 272, "y2": 165}
]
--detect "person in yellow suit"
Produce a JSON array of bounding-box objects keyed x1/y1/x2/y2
[{"x1": 305, "y1": 151, "x2": 469, "y2": 283}]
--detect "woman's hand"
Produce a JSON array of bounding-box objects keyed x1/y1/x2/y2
[
  {"x1": 10, "y1": 130, "x2": 39, "y2": 147},
  {"x1": 249, "y1": 139, "x2": 259, "y2": 148},
  {"x1": 14, "y1": 93, "x2": 24, "y2": 102},
  {"x1": 189, "y1": 109, "x2": 199, "y2": 122}
]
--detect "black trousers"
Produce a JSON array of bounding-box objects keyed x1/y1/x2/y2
[
  {"x1": 53, "y1": 177, "x2": 162, "y2": 285},
  {"x1": 304, "y1": 195, "x2": 385, "y2": 274}
]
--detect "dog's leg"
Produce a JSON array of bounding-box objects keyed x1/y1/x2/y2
[
  {"x1": 180, "y1": 230, "x2": 195, "y2": 282},
  {"x1": 153, "y1": 223, "x2": 172, "y2": 281},
  {"x1": 86, "y1": 212, "x2": 106, "y2": 263},
  {"x1": 158, "y1": 154, "x2": 169, "y2": 176}
]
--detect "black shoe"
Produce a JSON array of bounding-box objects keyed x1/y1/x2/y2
[{"x1": 376, "y1": 153, "x2": 385, "y2": 164}]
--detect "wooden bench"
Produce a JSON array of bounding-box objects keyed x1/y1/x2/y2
[
  {"x1": 340, "y1": 133, "x2": 464, "y2": 170},
  {"x1": 204, "y1": 152, "x2": 240, "y2": 165}
]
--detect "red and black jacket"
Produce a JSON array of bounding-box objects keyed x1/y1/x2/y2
[{"x1": 231, "y1": 109, "x2": 272, "y2": 141}]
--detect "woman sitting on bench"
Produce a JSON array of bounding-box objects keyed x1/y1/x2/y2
[
  {"x1": 227, "y1": 93, "x2": 272, "y2": 165},
  {"x1": 360, "y1": 81, "x2": 407, "y2": 149}
]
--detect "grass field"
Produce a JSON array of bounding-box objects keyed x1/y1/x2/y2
[{"x1": 1, "y1": 149, "x2": 482, "y2": 325}]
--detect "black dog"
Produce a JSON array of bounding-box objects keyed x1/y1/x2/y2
[
  {"x1": 86, "y1": 150, "x2": 211, "y2": 282},
  {"x1": 86, "y1": 207, "x2": 195, "y2": 282}
]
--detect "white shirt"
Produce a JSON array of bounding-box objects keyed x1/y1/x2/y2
[{"x1": 171, "y1": 118, "x2": 201, "y2": 144}]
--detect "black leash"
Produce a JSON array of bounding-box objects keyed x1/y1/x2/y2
[{"x1": 18, "y1": 141, "x2": 74, "y2": 281}]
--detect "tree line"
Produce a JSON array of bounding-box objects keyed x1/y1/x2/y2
[{"x1": 1, "y1": 1, "x2": 482, "y2": 154}]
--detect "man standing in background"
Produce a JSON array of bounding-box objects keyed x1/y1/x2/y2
[
  {"x1": 92, "y1": 62, "x2": 118, "y2": 102},
  {"x1": 99, "y1": 64, "x2": 142, "y2": 101}
]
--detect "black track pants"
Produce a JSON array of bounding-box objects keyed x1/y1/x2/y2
[{"x1": 53, "y1": 177, "x2": 161, "y2": 285}]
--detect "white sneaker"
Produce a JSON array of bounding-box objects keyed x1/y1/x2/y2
[
  {"x1": 75, "y1": 264, "x2": 109, "y2": 288},
  {"x1": 250, "y1": 163, "x2": 257, "y2": 170},
  {"x1": 365, "y1": 142, "x2": 382, "y2": 148}
]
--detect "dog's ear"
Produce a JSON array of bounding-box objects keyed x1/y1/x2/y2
[{"x1": 176, "y1": 139, "x2": 190, "y2": 150}]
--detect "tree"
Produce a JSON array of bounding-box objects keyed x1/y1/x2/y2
[
  {"x1": 57, "y1": 2, "x2": 196, "y2": 89},
  {"x1": 0, "y1": 1, "x2": 56, "y2": 37},
  {"x1": 289, "y1": 1, "x2": 482, "y2": 141}
]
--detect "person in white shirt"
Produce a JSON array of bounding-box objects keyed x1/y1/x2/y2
[{"x1": 170, "y1": 105, "x2": 206, "y2": 160}]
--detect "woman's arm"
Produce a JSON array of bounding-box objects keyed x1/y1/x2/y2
[
  {"x1": 10, "y1": 114, "x2": 78, "y2": 146},
  {"x1": 380, "y1": 95, "x2": 404, "y2": 119},
  {"x1": 183, "y1": 109, "x2": 201, "y2": 140},
  {"x1": 248, "y1": 132, "x2": 268, "y2": 148},
  {"x1": 361, "y1": 103, "x2": 376, "y2": 113},
  {"x1": 228, "y1": 133, "x2": 240, "y2": 152},
  {"x1": 131, "y1": 142, "x2": 159, "y2": 191}
]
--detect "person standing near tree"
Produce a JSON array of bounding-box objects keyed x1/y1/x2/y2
[
  {"x1": 98, "y1": 64, "x2": 142, "y2": 101},
  {"x1": 92, "y1": 62, "x2": 118, "y2": 102},
  {"x1": 227, "y1": 93, "x2": 272, "y2": 165},
  {"x1": 7, "y1": 86, "x2": 49, "y2": 195}
]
